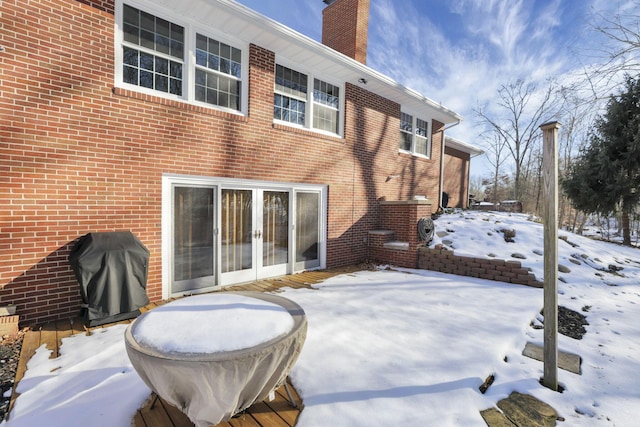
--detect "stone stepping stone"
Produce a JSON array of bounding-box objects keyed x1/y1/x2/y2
[{"x1": 481, "y1": 392, "x2": 559, "y2": 427}]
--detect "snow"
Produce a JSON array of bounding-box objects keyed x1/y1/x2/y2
[
  {"x1": 132, "y1": 293, "x2": 294, "y2": 353},
  {"x1": 3, "y1": 210, "x2": 640, "y2": 426}
]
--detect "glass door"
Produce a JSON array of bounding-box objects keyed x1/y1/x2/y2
[
  {"x1": 295, "y1": 191, "x2": 321, "y2": 270},
  {"x1": 220, "y1": 188, "x2": 256, "y2": 284},
  {"x1": 260, "y1": 191, "x2": 290, "y2": 278},
  {"x1": 164, "y1": 176, "x2": 326, "y2": 296},
  {"x1": 172, "y1": 186, "x2": 216, "y2": 293}
]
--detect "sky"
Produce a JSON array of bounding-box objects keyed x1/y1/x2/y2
[
  {"x1": 234, "y1": 0, "x2": 637, "y2": 178},
  {"x1": 3, "y1": 210, "x2": 640, "y2": 426}
]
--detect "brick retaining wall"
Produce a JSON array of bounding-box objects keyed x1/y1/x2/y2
[
  {"x1": 367, "y1": 201, "x2": 542, "y2": 288},
  {"x1": 418, "y1": 246, "x2": 543, "y2": 288}
]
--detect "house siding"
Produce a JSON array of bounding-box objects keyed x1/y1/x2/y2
[{"x1": 1, "y1": 0, "x2": 445, "y2": 325}]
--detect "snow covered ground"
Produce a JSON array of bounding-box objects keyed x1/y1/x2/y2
[{"x1": 3, "y1": 210, "x2": 640, "y2": 426}]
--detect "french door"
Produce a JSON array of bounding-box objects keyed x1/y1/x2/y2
[
  {"x1": 220, "y1": 188, "x2": 291, "y2": 285},
  {"x1": 165, "y1": 177, "x2": 325, "y2": 297}
]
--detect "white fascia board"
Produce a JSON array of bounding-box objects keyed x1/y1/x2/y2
[{"x1": 445, "y1": 135, "x2": 484, "y2": 157}]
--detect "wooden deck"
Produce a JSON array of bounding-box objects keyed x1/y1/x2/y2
[{"x1": 11, "y1": 266, "x2": 361, "y2": 427}]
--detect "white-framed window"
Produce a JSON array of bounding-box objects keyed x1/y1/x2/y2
[
  {"x1": 313, "y1": 79, "x2": 340, "y2": 134},
  {"x1": 194, "y1": 34, "x2": 242, "y2": 110},
  {"x1": 399, "y1": 111, "x2": 432, "y2": 158},
  {"x1": 400, "y1": 112, "x2": 413, "y2": 151},
  {"x1": 274, "y1": 65, "x2": 308, "y2": 126},
  {"x1": 116, "y1": 1, "x2": 246, "y2": 114},
  {"x1": 274, "y1": 64, "x2": 342, "y2": 136},
  {"x1": 122, "y1": 4, "x2": 185, "y2": 96}
]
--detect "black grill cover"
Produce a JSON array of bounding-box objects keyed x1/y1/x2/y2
[{"x1": 69, "y1": 231, "x2": 150, "y2": 326}]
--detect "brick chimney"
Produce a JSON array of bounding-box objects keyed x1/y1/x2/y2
[{"x1": 322, "y1": 0, "x2": 369, "y2": 64}]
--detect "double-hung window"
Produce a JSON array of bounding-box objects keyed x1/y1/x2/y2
[
  {"x1": 313, "y1": 80, "x2": 340, "y2": 134},
  {"x1": 274, "y1": 64, "x2": 342, "y2": 135},
  {"x1": 274, "y1": 65, "x2": 308, "y2": 126},
  {"x1": 195, "y1": 34, "x2": 242, "y2": 110},
  {"x1": 400, "y1": 112, "x2": 413, "y2": 151},
  {"x1": 118, "y1": 3, "x2": 245, "y2": 114},
  {"x1": 399, "y1": 112, "x2": 431, "y2": 158},
  {"x1": 122, "y1": 4, "x2": 184, "y2": 96}
]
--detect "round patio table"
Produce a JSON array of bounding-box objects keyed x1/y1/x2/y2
[{"x1": 124, "y1": 291, "x2": 307, "y2": 427}]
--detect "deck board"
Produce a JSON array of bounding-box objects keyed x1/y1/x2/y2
[{"x1": 12, "y1": 267, "x2": 357, "y2": 426}]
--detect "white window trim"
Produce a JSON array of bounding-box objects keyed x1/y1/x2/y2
[
  {"x1": 399, "y1": 110, "x2": 432, "y2": 159},
  {"x1": 114, "y1": 0, "x2": 249, "y2": 116},
  {"x1": 273, "y1": 58, "x2": 345, "y2": 138}
]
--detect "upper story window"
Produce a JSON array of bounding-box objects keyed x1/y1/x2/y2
[
  {"x1": 313, "y1": 79, "x2": 340, "y2": 134},
  {"x1": 399, "y1": 112, "x2": 432, "y2": 158},
  {"x1": 122, "y1": 5, "x2": 184, "y2": 95},
  {"x1": 274, "y1": 65, "x2": 308, "y2": 126},
  {"x1": 274, "y1": 64, "x2": 342, "y2": 136},
  {"x1": 195, "y1": 34, "x2": 242, "y2": 110},
  {"x1": 400, "y1": 112, "x2": 413, "y2": 151},
  {"x1": 117, "y1": 2, "x2": 245, "y2": 114}
]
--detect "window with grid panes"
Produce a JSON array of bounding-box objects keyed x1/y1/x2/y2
[
  {"x1": 119, "y1": 3, "x2": 246, "y2": 114},
  {"x1": 274, "y1": 65, "x2": 307, "y2": 126},
  {"x1": 313, "y1": 79, "x2": 340, "y2": 133},
  {"x1": 195, "y1": 34, "x2": 242, "y2": 111},
  {"x1": 400, "y1": 112, "x2": 413, "y2": 151},
  {"x1": 122, "y1": 4, "x2": 184, "y2": 96},
  {"x1": 415, "y1": 118, "x2": 430, "y2": 157},
  {"x1": 400, "y1": 112, "x2": 431, "y2": 157}
]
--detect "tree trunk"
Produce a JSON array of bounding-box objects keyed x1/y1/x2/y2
[{"x1": 622, "y1": 200, "x2": 632, "y2": 246}]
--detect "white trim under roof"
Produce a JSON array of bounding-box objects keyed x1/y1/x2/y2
[
  {"x1": 145, "y1": 0, "x2": 463, "y2": 125},
  {"x1": 445, "y1": 136, "x2": 484, "y2": 157}
]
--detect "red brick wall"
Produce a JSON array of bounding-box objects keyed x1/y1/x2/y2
[
  {"x1": 322, "y1": 0, "x2": 369, "y2": 64},
  {"x1": 368, "y1": 201, "x2": 434, "y2": 268},
  {"x1": 0, "y1": 0, "x2": 447, "y2": 325},
  {"x1": 443, "y1": 146, "x2": 470, "y2": 208}
]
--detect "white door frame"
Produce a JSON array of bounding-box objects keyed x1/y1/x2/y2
[{"x1": 162, "y1": 174, "x2": 327, "y2": 299}]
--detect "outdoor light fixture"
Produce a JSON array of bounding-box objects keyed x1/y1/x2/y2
[{"x1": 358, "y1": 78, "x2": 368, "y2": 84}]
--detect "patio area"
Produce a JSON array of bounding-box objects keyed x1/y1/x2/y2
[{"x1": 10, "y1": 267, "x2": 361, "y2": 427}]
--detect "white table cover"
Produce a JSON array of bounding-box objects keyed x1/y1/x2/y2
[{"x1": 125, "y1": 291, "x2": 307, "y2": 427}]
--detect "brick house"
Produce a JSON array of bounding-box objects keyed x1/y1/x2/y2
[
  {"x1": 1, "y1": 0, "x2": 465, "y2": 325},
  {"x1": 443, "y1": 136, "x2": 484, "y2": 209}
]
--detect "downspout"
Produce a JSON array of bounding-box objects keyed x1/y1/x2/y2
[{"x1": 439, "y1": 119, "x2": 461, "y2": 210}]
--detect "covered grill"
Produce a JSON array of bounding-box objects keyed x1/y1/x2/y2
[{"x1": 69, "y1": 231, "x2": 150, "y2": 326}]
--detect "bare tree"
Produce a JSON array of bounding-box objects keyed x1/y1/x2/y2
[
  {"x1": 468, "y1": 175, "x2": 485, "y2": 204},
  {"x1": 590, "y1": 3, "x2": 640, "y2": 91},
  {"x1": 556, "y1": 87, "x2": 597, "y2": 230},
  {"x1": 475, "y1": 79, "x2": 557, "y2": 203},
  {"x1": 478, "y1": 128, "x2": 509, "y2": 204}
]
